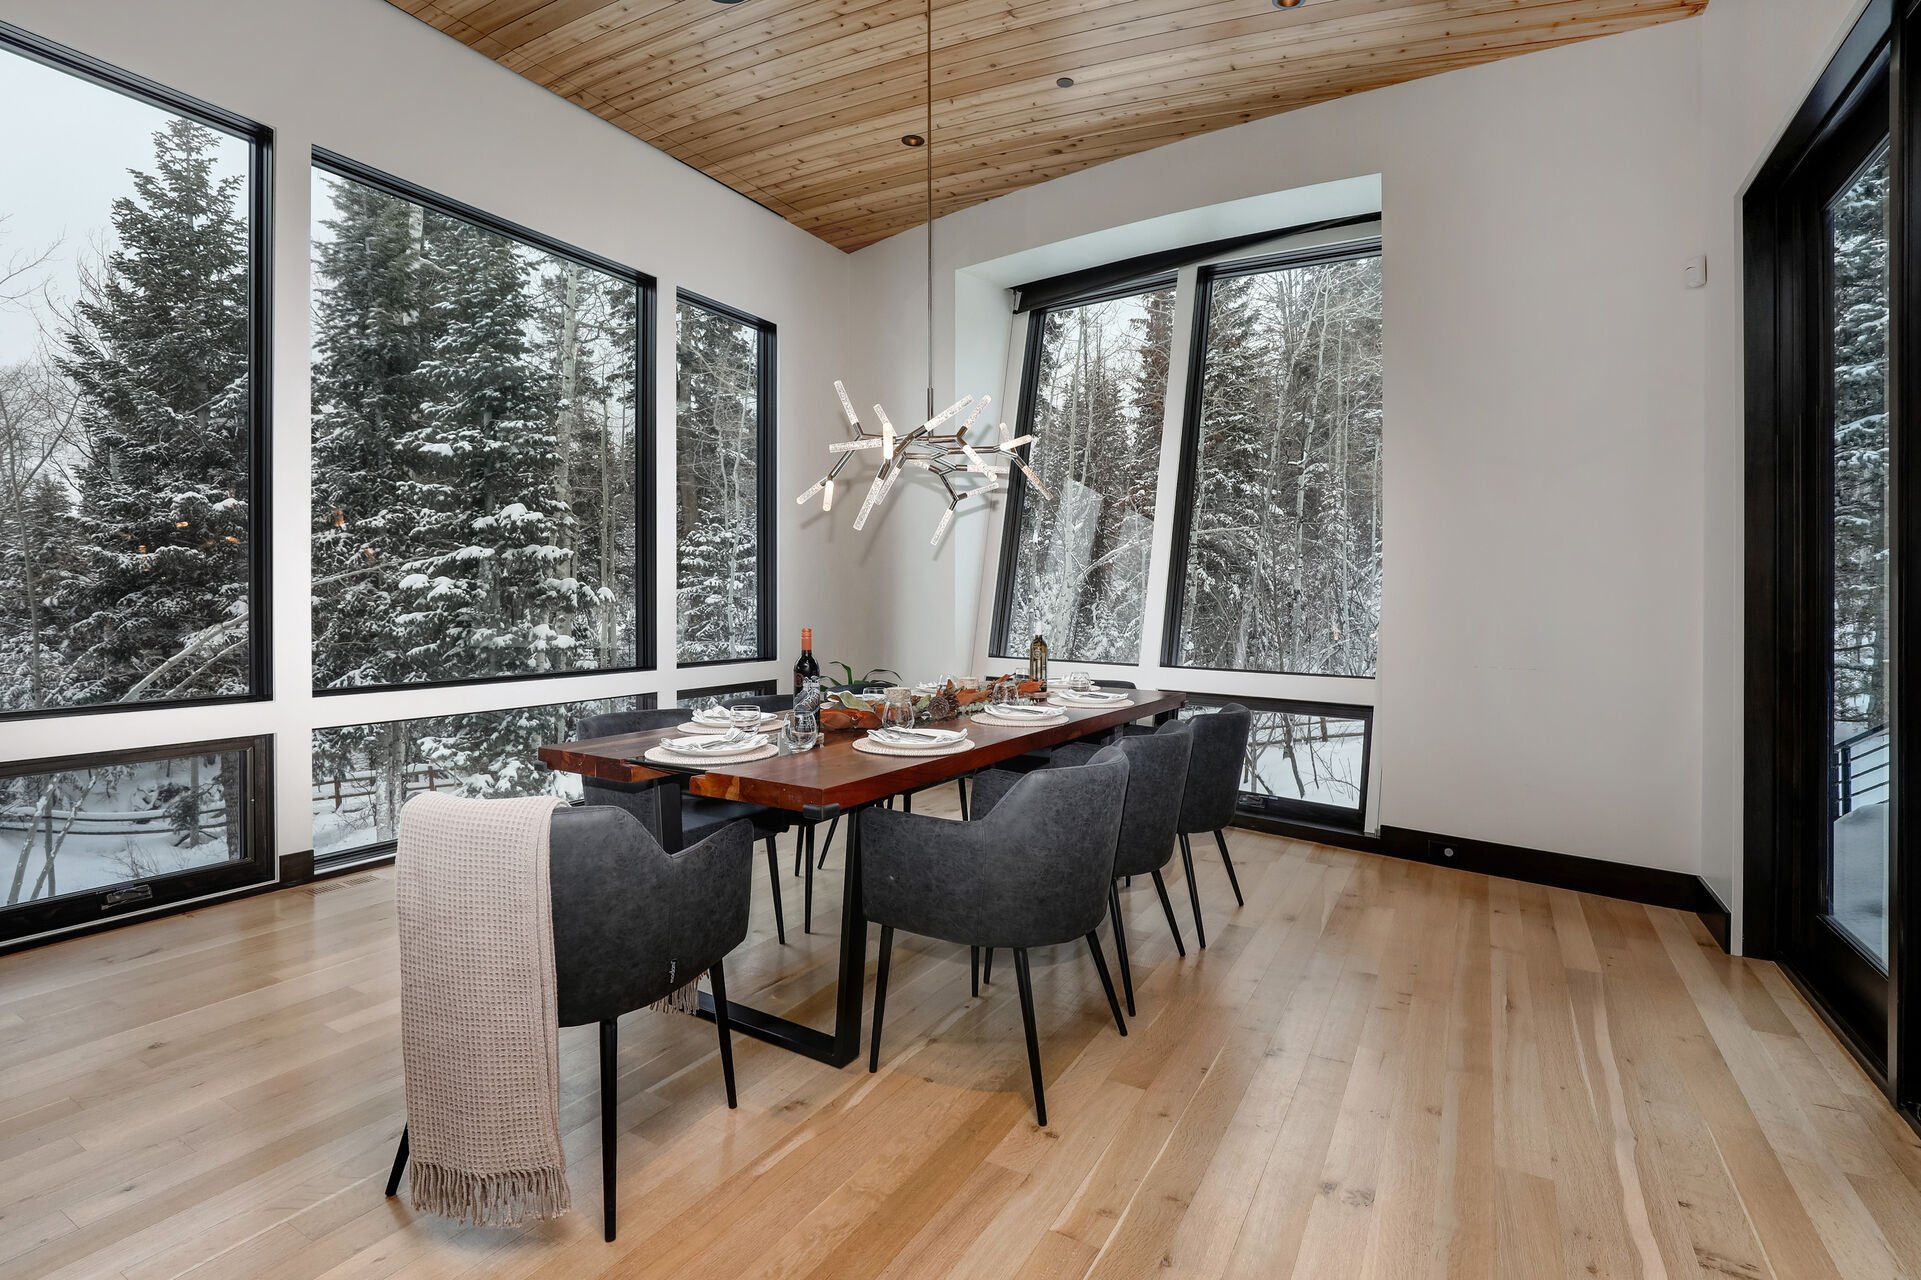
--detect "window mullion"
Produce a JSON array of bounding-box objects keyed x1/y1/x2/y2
[{"x1": 1137, "y1": 265, "x2": 1203, "y2": 681}]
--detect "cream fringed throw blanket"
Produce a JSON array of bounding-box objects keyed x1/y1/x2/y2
[{"x1": 395, "y1": 791, "x2": 571, "y2": 1227}]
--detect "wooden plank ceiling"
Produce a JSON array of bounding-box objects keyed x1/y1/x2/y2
[{"x1": 386, "y1": 0, "x2": 1708, "y2": 252}]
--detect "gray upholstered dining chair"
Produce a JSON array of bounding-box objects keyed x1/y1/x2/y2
[
  {"x1": 861, "y1": 751, "x2": 1131, "y2": 1126},
  {"x1": 576, "y1": 708, "x2": 794, "y2": 944},
  {"x1": 1021, "y1": 722, "x2": 1193, "y2": 1014},
  {"x1": 1171, "y1": 704, "x2": 1253, "y2": 949},
  {"x1": 384, "y1": 805, "x2": 751, "y2": 1242}
]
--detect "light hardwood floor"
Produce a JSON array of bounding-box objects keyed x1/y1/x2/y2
[{"x1": 4, "y1": 796, "x2": 1921, "y2": 1279}]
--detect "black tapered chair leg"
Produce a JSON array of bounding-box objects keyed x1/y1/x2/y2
[
  {"x1": 794, "y1": 826, "x2": 804, "y2": 878},
  {"x1": 384, "y1": 1125, "x2": 409, "y2": 1196},
  {"x1": 818, "y1": 816, "x2": 838, "y2": 869},
  {"x1": 1214, "y1": 829, "x2": 1245, "y2": 907},
  {"x1": 1085, "y1": 931, "x2": 1128, "y2": 1036},
  {"x1": 870, "y1": 925, "x2": 895, "y2": 1072},
  {"x1": 1150, "y1": 869, "x2": 1187, "y2": 957},
  {"x1": 957, "y1": 777, "x2": 970, "y2": 820},
  {"x1": 764, "y1": 837, "x2": 787, "y2": 944},
  {"x1": 600, "y1": 1018, "x2": 617, "y2": 1241},
  {"x1": 1109, "y1": 884, "x2": 1135, "y2": 1016},
  {"x1": 970, "y1": 944, "x2": 980, "y2": 997},
  {"x1": 1012, "y1": 948, "x2": 1047, "y2": 1126},
  {"x1": 902, "y1": 792, "x2": 913, "y2": 814},
  {"x1": 708, "y1": 961, "x2": 739, "y2": 1108},
  {"x1": 982, "y1": 946, "x2": 993, "y2": 984},
  {"x1": 803, "y1": 822, "x2": 815, "y2": 933},
  {"x1": 1178, "y1": 833, "x2": 1208, "y2": 949}
]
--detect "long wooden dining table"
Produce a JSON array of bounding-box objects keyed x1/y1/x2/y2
[{"x1": 538, "y1": 687, "x2": 1187, "y2": 1068}]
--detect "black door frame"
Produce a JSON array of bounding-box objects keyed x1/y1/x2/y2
[{"x1": 1746, "y1": 0, "x2": 1921, "y2": 1121}]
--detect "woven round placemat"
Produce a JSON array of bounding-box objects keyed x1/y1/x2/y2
[{"x1": 852, "y1": 736, "x2": 975, "y2": 758}]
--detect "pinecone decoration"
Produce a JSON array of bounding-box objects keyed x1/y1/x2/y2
[{"x1": 927, "y1": 687, "x2": 960, "y2": 723}]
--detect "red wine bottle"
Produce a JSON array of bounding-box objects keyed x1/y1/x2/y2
[{"x1": 794, "y1": 628, "x2": 822, "y2": 709}]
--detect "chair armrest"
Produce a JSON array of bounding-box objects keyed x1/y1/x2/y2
[{"x1": 967, "y1": 768, "x2": 1022, "y2": 818}]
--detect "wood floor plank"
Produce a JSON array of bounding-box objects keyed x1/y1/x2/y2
[{"x1": 3, "y1": 807, "x2": 1917, "y2": 1280}]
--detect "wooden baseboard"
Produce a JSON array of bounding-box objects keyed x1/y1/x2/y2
[{"x1": 1231, "y1": 815, "x2": 1734, "y2": 954}]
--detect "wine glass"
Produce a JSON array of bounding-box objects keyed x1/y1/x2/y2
[{"x1": 790, "y1": 710, "x2": 818, "y2": 751}]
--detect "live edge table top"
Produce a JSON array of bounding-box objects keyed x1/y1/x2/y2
[{"x1": 537, "y1": 688, "x2": 1187, "y2": 814}]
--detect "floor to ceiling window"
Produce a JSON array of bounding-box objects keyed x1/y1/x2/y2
[
  {"x1": 0, "y1": 25, "x2": 274, "y2": 943},
  {"x1": 0, "y1": 36, "x2": 266, "y2": 717},
  {"x1": 310, "y1": 153, "x2": 646, "y2": 692},
  {"x1": 995, "y1": 282, "x2": 1175, "y2": 664},
  {"x1": 988, "y1": 230, "x2": 1383, "y2": 828},
  {"x1": 675, "y1": 292, "x2": 774, "y2": 664},
  {"x1": 310, "y1": 695, "x2": 650, "y2": 862},
  {"x1": 1166, "y1": 248, "x2": 1383, "y2": 677}
]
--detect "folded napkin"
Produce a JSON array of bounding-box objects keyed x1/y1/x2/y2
[
  {"x1": 988, "y1": 703, "x2": 1060, "y2": 717},
  {"x1": 869, "y1": 727, "x2": 966, "y2": 746},
  {"x1": 1052, "y1": 690, "x2": 1129, "y2": 704},
  {"x1": 691, "y1": 708, "x2": 736, "y2": 726},
  {"x1": 663, "y1": 731, "x2": 769, "y2": 755}
]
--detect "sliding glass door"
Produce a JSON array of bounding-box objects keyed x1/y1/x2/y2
[
  {"x1": 1748, "y1": 6, "x2": 1915, "y2": 1105},
  {"x1": 1811, "y1": 114, "x2": 1895, "y2": 1045}
]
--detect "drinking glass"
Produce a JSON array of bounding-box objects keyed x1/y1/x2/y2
[
  {"x1": 728, "y1": 703, "x2": 762, "y2": 729},
  {"x1": 1069, "y1": 668, "x2": 1093, "y2": 693},
  {"x1": 882, "y1": 688, "x2": 915, "y2": 730},
  {"x1": 790, "y1": 710, "x2": 819, "y2": 751}
]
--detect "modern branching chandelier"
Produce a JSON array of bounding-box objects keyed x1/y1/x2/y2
[{"x1": 794, "y1": 0, "x2": 1051, "y2": 547}]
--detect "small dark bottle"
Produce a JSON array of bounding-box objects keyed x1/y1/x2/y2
[
  {"x1": 1028, "y1": 633, "x2": 1049, "y2": 689},
  {"x1": 795, "y1": 627, "x2": 822, "y2": 711}
]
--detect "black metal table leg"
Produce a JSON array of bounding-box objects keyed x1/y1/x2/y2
[
  {"x1": 830, "y1": 807, "x2": 868, "y2": 1065},
  {"x1": 803, "y1": 822, "x2": 815, "y2": 933},
  {"x1": 689, "y1": 803, "x2": 862, "y2": 1068},
  {"x1": 656, "y1": 777, "x2": 683, "y2": 853}
]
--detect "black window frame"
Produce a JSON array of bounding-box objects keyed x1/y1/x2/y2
[
  {"x1": 309, "y1": 692, "x2": 655, "y2": 870},
  {"x1": 0, "y1": 734, "x2": 276, "y2": 948},
  {"x1": 308, "y1": 146, "x2": 658, "y2": 697},
  {"x1": 1161, "y1": 237, "x2": 1385, "y2": 677},
  {"x1": 1182, "y1": 694, "x2": 1372, "y2": 832},
  {"x1": 987, "y1": 273, "x2": 1178, "y2": 661},
  {"x1": 673, "y1": 289, "x2": 778, "y2": 668},
  {"x1": 0, "y1": 20, "x2": 274, "y2": 725},
  {"x1": 676, "y1": 678, "x2": 778, "y2": 707}
]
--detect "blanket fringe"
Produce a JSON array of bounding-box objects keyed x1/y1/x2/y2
[
  {"x1": 650, "y1": 977, "x2": 702, "y2": 1016},
  {"x1": 408, "y1": 1159, "x2": 571, "y2": 1228}
]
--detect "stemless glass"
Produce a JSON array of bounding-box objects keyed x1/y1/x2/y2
[
  {"x1": 1069, "y1": 668, "x2": 1093, "y2": 693},
  {"x1": 790, "y1": 710, "x2": 819, "y2": 751},
  {"x1": 728, "y1": 703, "x2": 762, "y2": 729},
  {"x1": 882, "y1": 688, "x2": 915, "y2": 730}
]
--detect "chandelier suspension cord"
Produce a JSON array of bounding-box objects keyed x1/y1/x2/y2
[
  {"x1": 794, "y1": 0, "x2": 1052, "y2": 548},
  {"x1": 925, "y1": 0, "x2": 935, "y2": 418}
]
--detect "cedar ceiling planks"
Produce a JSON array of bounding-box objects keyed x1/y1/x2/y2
[{"x1": 386, "y1": 0, "x2": 1708, "y2": 251}]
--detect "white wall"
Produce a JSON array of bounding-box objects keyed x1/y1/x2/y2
[
  {"x1": 0, "y1": 0, "x2": 871, "y2": 918},
  {"x1": 848, "y1": 20, "x2": 1717, "y2": 879}
]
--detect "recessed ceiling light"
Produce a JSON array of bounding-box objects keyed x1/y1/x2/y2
[
  {"x1": 1272, "y1": 0, "x2": 1305, "y2": 8},
  {"x1": 1056, "y1": 76, "x2": 1075, "y2": 88},
  {"x1": 902, "y1": 133, "x2": 926, "y2": 147}
]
